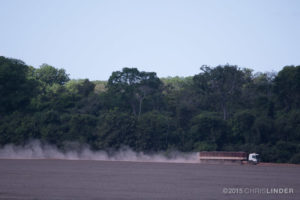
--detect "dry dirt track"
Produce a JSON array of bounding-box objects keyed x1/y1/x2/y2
[{"x1": 0, "y1": 159, "x2": 299, "y2": 200}]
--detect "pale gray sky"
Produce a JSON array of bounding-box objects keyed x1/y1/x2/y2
[{"x1": 1, "y1": 0, "x2": 299, "y2": 80}]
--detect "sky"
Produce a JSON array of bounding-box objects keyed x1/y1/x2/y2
[{"x1": 1, "y1": 0, "x2": 300, "y2": 80}]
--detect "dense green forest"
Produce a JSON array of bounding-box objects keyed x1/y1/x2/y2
[{"x1": 0, "y1": 56, "x2": 299, "y2": 163}]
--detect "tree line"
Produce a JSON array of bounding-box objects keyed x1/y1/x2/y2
[{"x1": 0, "y1": 56, "x2": 299, "y2": 163}]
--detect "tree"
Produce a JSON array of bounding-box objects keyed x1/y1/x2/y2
[
  {"x1": 135, "y1": 111, "x2": 175, "y2": 151},
  {"x1": 193, "y1": 65, "x2": 246, "y2": 120},
  {"x1": 66, "y1": 79, "x2": 95, "y2": 97},
  {"x1": 95, "y1": 109, "x2": 137, "y2": 149},
  {"x1": 188, "y1": 112, "x2": 229, "y2": 150},
  {"x1": 231, "y1": 110, "x2": 256, "y2": 144},
  {"x1": 274, "y1": 66, "x2": 300, "y2": 110},
  {"x1": 107, "y1": 68, "x2": 163, "y2": 119},
  {"x1": 1, "y1": 55, "x2": 300, "y2": 163},
  {"x1": 35, "y1": 64, "x2": 70, "y2": 86},
  {"x1": 0, "y1": 56, "x2": 38, "y2": 113}
]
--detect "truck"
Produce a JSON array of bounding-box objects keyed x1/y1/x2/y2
[{"x1": 198, "y1": 151, "x2": 259, "y2": 164}]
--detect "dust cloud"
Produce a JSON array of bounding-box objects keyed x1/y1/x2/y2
[{"x1": 0, "y1": 140, "x2": 198, "y2": 163}]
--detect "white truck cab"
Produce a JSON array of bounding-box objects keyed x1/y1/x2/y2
[{"x1": 248, "y1": 153, "x2": 259, "y2": 164}]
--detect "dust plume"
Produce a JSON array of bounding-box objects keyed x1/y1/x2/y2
[{"x1": 0, "y1": 140, "x2": 198, "y2": 163}]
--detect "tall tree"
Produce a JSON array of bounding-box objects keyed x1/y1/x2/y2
[
  {"x1": 274, "y1": 66, "x2": 300, "y2": 110},
  {"x1": 193, "y1": 65, "x2": 246, "y2": 120},
  {"x1": 35, "y1": 64, "x2": 70, "y2": 86},
  {"x1": 107, "y1": 68, "x2": 163, "y2": 119},
  {"x1": 0, "y1": 56, "x2": 38, "y2": 113}
]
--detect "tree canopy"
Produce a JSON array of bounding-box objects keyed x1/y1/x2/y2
[
  {"x1": 35, "y1": 64, "x2": 70, "y2": 86},
  {"x1": 0, "y1": 56, "x2": 299, "y2": 163}
]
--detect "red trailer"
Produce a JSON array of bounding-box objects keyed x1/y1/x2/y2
[{"x1": 198, "y1": 151, "x2": 248, "y2": 164}]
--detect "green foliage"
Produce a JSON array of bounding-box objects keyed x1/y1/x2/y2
[
  {"x1": 35, "y1": 64, "x2": 70, "y2": 86},
  {"x1": 93, "y1": 80, "x2": 107, "y2": 94},
  {"x1": 290, "y1": 153, "x2": 300, "y2": 164},
  {"x1": 0, "y1": 56, "x2": 299, "y2": 163},
  {"x1": 135, "y1": 111, "x2": 175, "y2": 151},
  {"x1": 106, "y1": 68, "x2": 163, "y2": 118},
  {"x1": 95, "y1": 109, "x2": 137, "y2": 149},
  {"x1": 0, "y1": 56, "x2": 38, "y2": 113},
  {"x1": 0, "y1": 112, "x2": 38, "y2": 145},
  {"x1": 275, "y1": 109, "x2": 300, "y2": 142},
  {"x1": 161, "y1": 76, "x2": 193, "y2": 91},
  {"x1": 193, "y1": 65, "x2": 246, "y2": 120},
  {"x1": 193, "y1": 142, "x2": 217, "y2": 151},
  {"x1": 274, "y1": 66, "x2": 300, "y2": 110},
  {"x1": 232, "y1": 110, "x2": 256, "y2": 144},
  {"x1": 189, "y1": 112, "x2": 229, "y2": 150},
  {"x1": 278, "y1": 141, "x2": 298, "y2": 162}
]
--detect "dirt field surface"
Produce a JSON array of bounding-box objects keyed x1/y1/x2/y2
[{"x1": 0, "y1": 159, "x2": 299, "y2": 200}]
